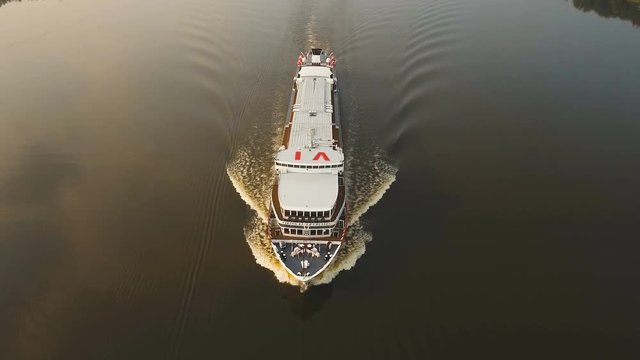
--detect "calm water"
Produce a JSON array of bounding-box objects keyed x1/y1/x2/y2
[{"x1": 1, "y1": 0, "x2": 639, "y2": 358}]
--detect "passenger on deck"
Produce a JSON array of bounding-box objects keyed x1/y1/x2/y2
[{"x1": 291, "y1": 247, "x2": 304, "y2": 257}]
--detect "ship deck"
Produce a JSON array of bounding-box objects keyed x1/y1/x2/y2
[
  {"x1": 282, "y1": 82, "x2": 341, "y2": 149},
  {"x1": 271, "y1": 177, "x2": 345, "y2": 223}
]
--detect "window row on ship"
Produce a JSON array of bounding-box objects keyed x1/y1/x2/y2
[
  {"x1": 281, "y1": 228, "x2": 334, "y2": 236},
  {"x1": 284, "y1": 209, "x2": 331, "y2": 219},
  {"x1": 275, "y1": 162, "x2": 342, "y2": 169}
]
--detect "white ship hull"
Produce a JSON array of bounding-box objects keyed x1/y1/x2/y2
[{"x1": 269, "y1": 48, "x2": 347, "y2": 283}]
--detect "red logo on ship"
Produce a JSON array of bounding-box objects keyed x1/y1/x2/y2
[{"x1": 294, "y1": 151, "x2": 330, "y2": 161}]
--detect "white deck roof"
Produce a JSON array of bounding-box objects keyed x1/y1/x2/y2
[
  {"x1": 278, "y1": 173, "x2": 338, "y2": 211},
  {"x1": 288, "y1": 67, "x2": 334, "y2": 150},
  {"x1": 276, "y1": 65, "x2": 340, "y2": 211},
  {"x1": 298, "y1": 66, "x2": 332, "y2": 77}
]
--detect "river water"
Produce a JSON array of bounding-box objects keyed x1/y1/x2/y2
[{"x1": 1, "y1": 0, "x2": 639, "y2": 358}]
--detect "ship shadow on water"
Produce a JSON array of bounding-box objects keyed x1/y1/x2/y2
[{"x1": 280, "y1": 283, "x2": 333, "y2": 320}]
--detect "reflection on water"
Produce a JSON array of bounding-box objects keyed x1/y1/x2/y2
[
  {"x1": 571, "y1": 0, "x2": 640, "y2": 27},
  {"x1": 4, "y1": 0, "x2": 639, "y2": 27},
  {"x1": 2, "y1": 0, "x2": 640, "y2": 357}
]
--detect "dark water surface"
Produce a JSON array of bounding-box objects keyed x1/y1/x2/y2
[{"x1": 1, "y1": 0, "x2": 639, "y2": 358}]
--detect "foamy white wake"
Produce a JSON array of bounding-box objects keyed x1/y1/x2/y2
[
  {"x1": 227, "y1": 99, "x2": 397, "y2": 288},
  {"x1": 345, "y1": 151, "x2": 398, "y2": 225},
  {"x1": 228, "y1": 140, "x2": 396, "y2": 288},
  {"x1": 226, "y1": 147, "x2": 273, "y2": 222}
]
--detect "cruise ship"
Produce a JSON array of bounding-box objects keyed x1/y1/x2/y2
[{"x1": 269, "y1": 48, "x2": 347, "y2": 282}]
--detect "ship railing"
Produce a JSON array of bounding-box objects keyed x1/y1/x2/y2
[
  {"x1": 281, "y1": 228, "x2": 333, "y2": 237},
  {"x1": 283, "y1": 216, "x2": 333, "y2": 223}
]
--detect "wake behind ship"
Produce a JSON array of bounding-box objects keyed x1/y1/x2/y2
[{"x1": 269, "y1": 48, "x2": 347, "y2": 282}]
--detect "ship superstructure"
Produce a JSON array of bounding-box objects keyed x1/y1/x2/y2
[{"x1": 269, "y1": 48, "x2": 347, "y2": 282}]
